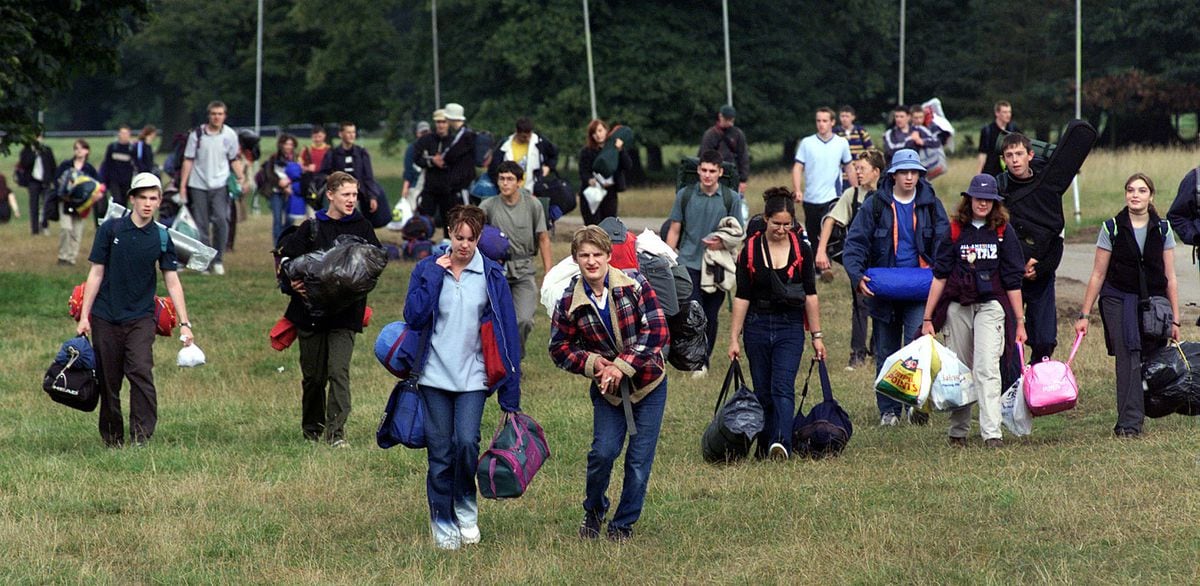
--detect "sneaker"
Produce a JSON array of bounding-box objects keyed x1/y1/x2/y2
[
  {"x1": 329, "y1": 438, "x2": 350, "y2": 449},
  {"x1": 947, "y1": 436, "x2": 967, "y2": 448},
  {"x1": 211, "y1": 262, "x2": 225, "y2": 276},
  {"x1": 984, "y1": 438, "x2": 1004, "y2": 449},
  {"x1": 768, "y1": 442, "x2": 789, "y2": 460},
  {"x1": 459, "y1": 524, "x2": 481, "y2": 545},
  {"x1": 691, "y1": 366, "x2": 708, "y2": 379},
  {"x1": 1114, "y1": 428, "x2": 1141, "y2": 439},
  {"x1": 879, "y1": 413, "x2": 900, "y2": 427},
  {"x1": 579, "y1": 511, "x2": 604, "y2": 540},
  {"x1": 607, "y1": 525, "x2": 633, "y2": 543},
  {"x1": 908, "y1": 409, "x2": 930, "y2": 426}
]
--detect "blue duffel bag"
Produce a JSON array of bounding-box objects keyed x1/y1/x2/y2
[
  {"x1": 374, "y1": 321, "x2": 425, "y2": 378},
  {"x1": 864, "y1": 267, "x2": 933, "y2": 301}
]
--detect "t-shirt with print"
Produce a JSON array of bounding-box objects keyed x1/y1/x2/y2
[
  {"x1": 480, "y1": 190, "x2": 546, "y2": 279},
  {"x1": 795, "y1": 134, "x2": 852, "y2": 205},
  {"x1": 183, "y1": 125, "x2": 239, "y2": 190},
  {"x1": 668, "y1": 185, "x2": 737, "y2": 271}
]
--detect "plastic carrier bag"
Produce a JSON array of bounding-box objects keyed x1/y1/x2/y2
[
  {"x1": 284, "y1": 235, "x2": 388, "y2": 316},
  {"x1": 923, "y1": 338, "x2": 976, "y2": 411},
  {"x1": 1000, "y1": 378, "x2": 1033, "y2": 436},
  {"x1": 875, "y1": 335, "x2": 936, "y2": 405}
]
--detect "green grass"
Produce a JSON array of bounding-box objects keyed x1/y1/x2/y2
[{"x1": 2, "y1": 146, "x2": 1200, "y2": 583}]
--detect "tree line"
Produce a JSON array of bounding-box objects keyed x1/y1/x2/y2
[{"x1": 5, "y1": 0, "x2": 1199, "y2": 157}]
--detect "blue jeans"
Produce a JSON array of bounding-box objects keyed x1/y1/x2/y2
[
  {"x1": 584, "y1": 378, "x2": 667, "y2": 531},
  {"x1": 872, "y1": 300, "x2": 926, "y2": 416},
  {"x1": 687, "y1": 267, "x2": 725, "y2": 364},
  {"x1": 422, "y1": 386, "x2": 487, "y2": 543},
  {"x1": 269, "y1": 193, "x2": 290, "y2": 245},
  {"x1": 743, "y1": 311, "x2": 806, "y2": 455},
  {"x1": 1022, "y1": 274, "x2": 1057, "y2": 362}
]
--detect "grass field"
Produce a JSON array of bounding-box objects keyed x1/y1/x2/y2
[{"x1": 1, "y1": 143, "x2": 1200, "y2": 583}]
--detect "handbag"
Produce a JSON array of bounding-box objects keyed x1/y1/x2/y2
[
  {"x1": 42, "y1": 336, "x2": 99, "y2": 412},
  {"x1": 700, "y1": 359, "x2": 764, "y2": 463},
  {"x1": 1134, "y1": 224, "x2": 1174, "y2": 341},
  {"x1": 376, "y1": 329, "x2": 430, "y2": 449},
  {"x1": 1020, "y1": 334, "x2": 1080, "y2": 417}
]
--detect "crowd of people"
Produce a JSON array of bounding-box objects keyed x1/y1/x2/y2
[{"x1": 13, "y1": 96, "x2": 1200, "y2": 551}]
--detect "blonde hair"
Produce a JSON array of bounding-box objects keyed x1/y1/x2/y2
[{"x1": 571, "y1": 225, "x2": 612, "y2": 258}]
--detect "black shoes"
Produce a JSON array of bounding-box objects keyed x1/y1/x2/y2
[{"x1": 579, "y1": 511, "x2": 604, "y2": 540}]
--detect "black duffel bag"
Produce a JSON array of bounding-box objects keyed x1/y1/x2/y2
[
  {"x1": 534, "y1": 170, "x2": 575, "y2": 214},
  {"x1": 42, "y1": 336, "x2": 99, "y2": 412},
  {"x1": 701, "y1": 360, "x2": 763, "y2": 463}
]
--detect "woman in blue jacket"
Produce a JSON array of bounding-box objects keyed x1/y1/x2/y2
[
  {"x1": 842, "y1": 149, "x2": 949, "y2": 427},
  {"x1": 403, "y1": 204, "x2": 522, "y2": 551}
]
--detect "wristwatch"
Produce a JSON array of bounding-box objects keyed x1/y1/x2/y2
[
  {"x1": 180, "y1": 322, "x2": 193, "y2": 329},
  {"x1": 1076, "y1": 312, "x2": 1088, "y2": 320},
  {"x1": 811, "y1": 331, "x2": 824, "y2": 339}
]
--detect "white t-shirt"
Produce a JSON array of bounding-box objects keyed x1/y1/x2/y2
[
  {"x1": 184, "y1": 125, "x2": 240, "y2": 191},
  {"x1": 795, "y1": 134, "x2": 852, "y2": 205}
]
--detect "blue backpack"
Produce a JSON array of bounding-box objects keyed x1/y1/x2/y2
[{"x1": 792, "y1": 359, "x2": 853, "y2": 458}]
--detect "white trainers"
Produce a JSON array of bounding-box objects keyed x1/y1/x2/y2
[
  {"x1": 459, "y1": 524, "x2": 480, "y2": 545},
  {"x1": 691, "y1": 366, "x2": 708, "y2": 379},
  {"x1": 211, "y1": 262, "x2": 225, "y2": 276},
  {"x1": 768, "y1": 442, "x2": 788, "y2": 460},
  {"x1": 879, "y1": 413, "x2": 900, "y2": 427}
]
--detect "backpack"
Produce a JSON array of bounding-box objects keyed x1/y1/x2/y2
[
  {"x1": 478, "y1": 223, "x2": 511, "y2": 262},
  {"x1": 826, "y1": 187, "x2": 863, "y2": 264},
  {"x1": 664, "y1": 183, "x2": 739, "y2": 237},
  {"x1": 744, "y1": 230, "x2": 804, "y2": 281},
  {"x1": 401, "y1": 214, "x2": 435, "y2": 241},
  {"x1": 474, "y1": 130, "x2": 494, "y2": 168},
  {"x1": 791, "y1": 359, "x2": 853, "y2": 459}
]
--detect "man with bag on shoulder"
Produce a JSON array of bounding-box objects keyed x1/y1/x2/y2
[
  {"x1": 549, "y1": 226, "x2": 668, "y2": 544},
  {"x1": 842, "y1": 149, "x2": 949, "y2": 427},
  {"x1": 1075, "y1": 173, "x2": 1180, "y2": 439},
  {"x1": 76, "y1": 173, "x2": 195, "y2": 448},
  {"x1": 277, "y1": 171, "x2": 381, "y2": 448},
  {"x1": 486, "y1": 117, "x2": 559, "y2": 193}
]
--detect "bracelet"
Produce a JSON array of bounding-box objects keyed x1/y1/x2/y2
[
  {"x1": 811, "y1": 331, "x2": 823, "y2": 339},
  {"x1": 1018, "y1": 316, "x2": 1026, "y2": 323},
  {"x1": 180, "y1": 322, "x2": 192, "y2": 329},
  {"x1": 1077, "y1": 312, "x2": 1088, "y2": 320},
  {"x1": 922, "y1": 318, "x2": 932, "y2": 322},
  {"x1": 1172, "y1": 321, "x2": 1181, "y2": 327}
]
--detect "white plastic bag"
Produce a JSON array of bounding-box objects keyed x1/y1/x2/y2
[
  {"x1": 1000, "y1": 378, "x2": 1033, "y2": 436},
  {"x1": 925, "y1": 339, "x2": 976, "y2": 411},
  {"x1": 874, "y1": 335, "x2": 936, "y2": 406},
  {"x1": 540, "y1": 256, "x2": 580, "y2": 317},
  {"x1": 177, "y1": 343, "x2": 206, "y2": 367},
  {"x1": 173, "y1": 205, "x2": 201, "y2": 240},
  {"x1": 582, "y1": 185, "x2": 606, "y2": 214},
  {"x1": 386, "y1": 198, "x2": 414, "y2": 231}
]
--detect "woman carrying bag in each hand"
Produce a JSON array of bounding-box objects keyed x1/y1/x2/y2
[
  {"x1": 403, "y1": 204, "x2": 523, "y2": 550},
  {"x1": 1075, "y1": 173, "x2": 1180, "y2": 438},
  {"x1": 727, "y1": 187, "x2": 826, "y2": 461}
]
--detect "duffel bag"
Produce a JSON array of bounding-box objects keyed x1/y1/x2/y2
[
  {"x1": 534, "y1": 171, "x2": 575, "y2": 214},
  {"x1": 376, "y1": 379, "x2": 426, "y2": 449},
  {"x1": 42, "y1": 336, "x2": 99, "y2": 412},
  {"x1": 477, "y1": 411, "x2": 550, "y2": 499},
  {"x1": 701, "y1": 359, "x2": 763, "y2": 463}
]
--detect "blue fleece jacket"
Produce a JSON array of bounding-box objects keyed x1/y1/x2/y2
[{"x1": 404, "y1": 253, "x2": 522, "y2": 412}]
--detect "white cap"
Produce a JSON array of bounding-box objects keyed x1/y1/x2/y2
[{"x1": 128, "y1": 172, "x2": 162, "y2": 196}]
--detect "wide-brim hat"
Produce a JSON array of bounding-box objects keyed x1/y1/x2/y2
[
  {"x1": 886, "y1": 149, "x2": 926, "y2": 175},
  {"x1": 431, "y1": 109, "x2": 447, "y2": 122},
  {"x1": 961, "y1": 173, "x2": 1003, "y2": 201},
  {"x1": 443, "y1": 103, "x2": 466, "y2": 121}
]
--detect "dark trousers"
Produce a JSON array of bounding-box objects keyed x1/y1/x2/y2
[
  {"x1": 802, "y1": 201, "x2": 837, "y2": 250},
  {"x1": 28, "y1": 182, "x2": 49, "y2": 234},
  {"x1": 743, "y1": 311, "x2": 807, "y2": 455},
  {"x1": 417, "y1": 186, "x2": 458, "y2": 238},
  {"x1": 1022, "y1": 274, "x2": 1057, "y2": 361},
  {"x1": 92, "y1": 315, "x2": 158, "y2": 445},
  {"x1": 873, "y1": 300, "x2": 926, "y2": 416},
  {"x1": 298, "y1": 328, "x2": 356, "y2": 442},
  {"x1": 849, "y1": 281, "x2": 871, "y2": 357},
  {"x1": 1100, "y1": 297, "x2": 1144, "y2": 433},
  {"x1": 585, "y1": 378, "x2": 666, "y2": 531},
  {"x1": 423, "y1": 386, "x2": 487, "y2": 543},
  {"x1": 579, "y1": 188, "x2": 619, "y2": 226},
  {"x1": 687, "y1": 267, "x2": 726, "y2": 365}
]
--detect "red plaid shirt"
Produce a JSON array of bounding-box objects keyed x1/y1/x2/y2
[{"x1": 549, "y1": 267, "x2": 668, "y2": 405}]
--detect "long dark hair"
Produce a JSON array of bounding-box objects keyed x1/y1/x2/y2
[
  {"x1": 762, "y1": 186, "x2": 795, "y2": 221},
  {"x1": 953, "y1": 196, "x2": 1009, "y2": 232},
  {"x1": 275, "y1": 133, "x2": 297, "y2": 161}
]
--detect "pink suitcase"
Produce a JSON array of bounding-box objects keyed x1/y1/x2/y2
[{"x1": 1020, "y1": 333, "x2": 1082, "y2": 416}]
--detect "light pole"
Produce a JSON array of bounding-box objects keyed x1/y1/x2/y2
[
  {"x1": 722, "y1": 0, "x2": 732, "y2": 106},
  {"x1": 254, "y1": 0, "x2": 263, "y2": 135},
  {"x1": 1072, "y1": 0, "x2": 1082, "y2": 223},
  {"x1": 583, "y1": 0, "x2": 597, "y2": 120},
  {"x1": 432, "y1": 0, "x2": 441, "y2": 109},
  {"x1": 898, "y1": 0, "x2": 906, "y2": 105}
]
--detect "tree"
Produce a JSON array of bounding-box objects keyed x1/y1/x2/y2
[{"x1": 0, "y1": 0, "x2": 150, "y2": 152}]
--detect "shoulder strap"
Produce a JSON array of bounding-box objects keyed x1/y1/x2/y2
[
  {"x1": 158, "y1": 225, "x2": 169, "y2": 253},
  {"x1": 679, "y1": 184, "x2": 697, "y2": 225},
  {"x1": 721, "y1": 186, "x2": 735, "y2": 215},
  {"x1": 950, "y1": 221, "x2": 961, "y2": 243},
  {"x1": 745, "y1": 233, "x2": 759, "y2": 280},
  {"x1": 308, "y1": 218, "x2": 320, "y2": 246}
]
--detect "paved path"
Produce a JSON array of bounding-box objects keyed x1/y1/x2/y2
[{"x1": 556, "y1": 216, "x2": 1200, "y2": 323}]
